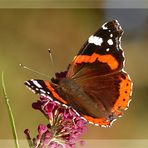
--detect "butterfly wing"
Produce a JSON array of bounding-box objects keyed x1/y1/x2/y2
[
  {"x1": 72, "y1": 71, "x2": 132, "y2": 126},
  {"x1": 67, "y1": 20, "x2": 124, "y2": 78},
  {"x1": 24, "y1": 20, "x2": 132, "y2": 127},
  {"x1": 25, "y1": 79, "x2": 68, "y2": 105},
  {"x1": 64, "y1": 20, "x2": 132, "y2": 126}
]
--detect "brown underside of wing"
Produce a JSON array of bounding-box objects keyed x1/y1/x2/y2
[
  {"x1": 73, "y1": 71, "x2": 132, "y2": 122},
  {"x1": 54, "y1": 70, "x2": 132, "y2": 126}
]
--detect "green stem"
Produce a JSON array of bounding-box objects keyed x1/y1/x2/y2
[{"x1": 1, "y1": 72, "x2": 20, "y2": 148}]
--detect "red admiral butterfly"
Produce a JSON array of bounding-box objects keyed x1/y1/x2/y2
[{"x1": 25, "y1": 20, "x2": 132, "y2": 127}]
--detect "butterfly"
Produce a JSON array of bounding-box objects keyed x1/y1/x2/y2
[{"x1": 25, "y1": 20, "x2": 133, "y2": 127}]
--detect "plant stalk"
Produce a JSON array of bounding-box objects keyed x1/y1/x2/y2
[{"x1": 1, "y1": 72, "x2": 20, "y2": 148}]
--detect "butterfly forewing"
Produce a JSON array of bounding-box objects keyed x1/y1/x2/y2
[{"x1": 67, "y1": 20, "x2": 124, "y2": 78}]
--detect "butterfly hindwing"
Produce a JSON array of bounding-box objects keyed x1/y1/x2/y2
[{"x1": 73, "y1": 71, "x2": 132, "y2": 126}]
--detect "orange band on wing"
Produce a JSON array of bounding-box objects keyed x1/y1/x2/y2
[
  {"x1": 44, "y1": 81, "x2": 67, "y2": 104},
  {"x1": 112, "y1": 73, "x2": 132, "y2": 115},
  {"x1": 74, "y1": 53, "x2": 119, "y2": 70},
  {"x1": 83, "y1": 115, "x2": 111, "y2": 127}
]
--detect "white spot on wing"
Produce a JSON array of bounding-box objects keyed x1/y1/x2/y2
[
  {"x1": 35, "y1": 88, "x2": 39, "y2": 91},
  {"x1": 130, "y1": 82, "x2": 133, "y2": 97},
  {"x1": 26, "y1": 85, "x2": 36, "y2": 93},
  {"x1": 118, "y1": 115, "x2": 123, "y2": 118},
  {"x1": 40, "y1": 89, "x2": 46, "y2": 94},
  {"x1": 61, "y1": 104, "x2": 68, "y2": 108},
  {"x1": 88, "y1": 121, "x2": 94, "y2": 125},
  {"x1": 81, "y1": 117, "x2": 87, "y2": 121},
  {"x1": 126, "y1": 72, "x2": 133, "y2": 94},
  {"x1": 110, "y1": 34, "x2": 113, "y2": 37},
  {"x1": 106, "y1": 48, "x2": 110, "y2": 52},
  {"x1": 102, "y1": 22, "x2": 108, "y2": 30},
  {"x1": 40, "y1": 94, "x2": 46, "y2": 98},
  {"x1": 121, "y1": 69, "x2": 126, "y2": 74},
  {"x1": 101, "y1": 125, "x2": 106, "y2": 128},
  {"x1": 25, "y1": 81, "x2": 31, "y2": 86},
  {"x1": 115, "y1": 20, "x2": 122, "y2": 30},
  {"x1": 119, "y1": 36, "x2": 122, "y2": 49},
  {"x1": 54, "y1": 101, "x2": 60, "y2": 105},
  {"x1": 121, "y1": 50, "x2": 125, "y2": 68},
  {"x1": 88, "y1": 35, "x2": 103, "y2": 46},
  {"x1": 31, "y1": 89, "x2": 36, "y2": 93},
  {"x1": 46, "y1": 95, "x2": 53, "y2": 101},
  {"x1": 33, "y1": 80, "x2": 42, "y2": 88},
  {"x1": 111, "y1": 118, "x2": 117, "y2": 124},
  {"x1": 72, "y1": 108, "x2": 80, "y2": 116},
  {"x1": 107, "y1": 39, "x2": 113, "y2": 45}
]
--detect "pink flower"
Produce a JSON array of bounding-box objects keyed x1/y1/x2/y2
[{"x1": 24, "y1": 95, "x2": 87, "y2": 148}]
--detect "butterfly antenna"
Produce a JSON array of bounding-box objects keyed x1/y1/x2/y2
[
  {"x1": 19, "y1": 64, "x2": 49, "y2": 78},
  {"x1": 48, "y1": 48, "x2": 56, "y2": 73}
]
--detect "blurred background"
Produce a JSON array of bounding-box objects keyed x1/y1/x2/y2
[{"x1": 0, "y1": 1, "x2": 148, "y2": 147}]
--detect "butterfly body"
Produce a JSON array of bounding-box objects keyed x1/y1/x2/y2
[{"x1": 25, "y1": 20, "x2": 132, "y2": 127}]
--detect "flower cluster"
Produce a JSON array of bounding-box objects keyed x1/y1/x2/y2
[{"x1": 24, "y1": 95, "x2": 87, "y2": 148}]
